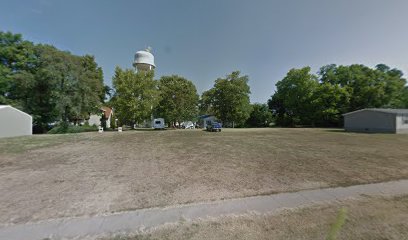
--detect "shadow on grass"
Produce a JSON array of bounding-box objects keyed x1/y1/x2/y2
[
  {"x1": 323, "y1": 128, "x2": 396, "y2": 135},
  {"x1": 130, "y1": 128, "x2": 162, "y2": 132},
  {"x1": 324, "y1": 129, "x2": 346, "y2": 133}
]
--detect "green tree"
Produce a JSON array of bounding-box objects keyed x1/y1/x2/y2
[
  {"x1": 199, "y1": 88, "x2": 216, "y2": 115},
  {"x1": 268, "y1": 67, "x2": 318, "y2": 126},
  {"x1": 245, "y1": 103, "x2": 273, "y2": 127},
  {"x1": 0, "y1": 31, "x2": 37, "y2": 107},
  {"x1": 311, "y1": 82, "x2": 350, "y2": 126},
  {"x1": 376, "y1": 65, "x2": 407, "y2": 108},
  {"x1": 1, "y1": 31, "x2": 106, "y2": 132},
  {"x1": 35, "y1": 45, "x2": 81, "y2": 124},
  {"x1": 204, "y1": 71, "x2": 252, "y2": 127},
  {"x1": 270, "y1": 64, "x2": 407, "y2": 127},
  {"x1": 32, "y1": 45, "x2": 105, "y2": 127},
  {"x1": 402, "y1": 87, "x2": 408, "y2": 108},
  {"x1": 319, "y1": 64, "x2": 406, "y2": 111},
  {"x1": 111, "y1": 67, "x2": 159, "y2": 126},
  {"x1": 155, "y1": 75, "x2": 198, "y2": 125},
  {"x1": 75, "y1": 55, "x2": 105, "y2": 120}
]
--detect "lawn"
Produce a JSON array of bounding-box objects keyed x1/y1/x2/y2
[
  {"x1": 0, "y1": 128, "x2": 407, "y2": 225},
  {"x1": 111, "y1": 195, "x2": 408, "y2": 240}
]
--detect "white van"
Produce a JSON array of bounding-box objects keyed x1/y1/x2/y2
[
  {"x1": 182, "y1": 121, "x2": 195, "y2": 129},
  {"x1": 152, "y1": 118, "x2": 165, "y2": 129}
]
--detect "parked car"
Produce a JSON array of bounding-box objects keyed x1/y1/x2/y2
[{"x1": 206, "y1": 122, "x2": 222, "y2": 132}]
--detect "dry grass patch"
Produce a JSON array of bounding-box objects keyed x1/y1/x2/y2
[
  {"x1": 0, "y1": 128, "x2": 407, "y2": 225},
  {"x1": 109, "y1": 195, "x2": 408, "y2": 240}
]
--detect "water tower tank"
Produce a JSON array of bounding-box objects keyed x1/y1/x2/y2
[{"x1": 133, "y1": 49, "x2": 155, "y2": 72}]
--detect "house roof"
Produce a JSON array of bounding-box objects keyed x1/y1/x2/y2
[
  {"x1": 101, "y1": 106, "x2": 113, "y2": 119},
  {"x1": 343, "y1": 108, "x2": 408, "y2": 116},
  {"x1": 0, "y1": 105, "x2": 12, "y2": 109},
  {"x1": 0, "y1": 105, "x2": 32, "y2": 118}
]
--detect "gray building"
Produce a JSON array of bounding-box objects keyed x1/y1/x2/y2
[
  {"x1": 198, "y1": 115, "x2": 216, "y2": 129},
  {"x1": 343, "y1": 108, "x2": 408, "y2": 133},
  {"x1": 0, "y1": 105, "x2": 32, "y2": 138}
]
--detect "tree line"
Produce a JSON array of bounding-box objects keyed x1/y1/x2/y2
[
  {"x1": 110, "y1": 68, "x2": 255, "y2": 128},
  {"x1": 269, "y1": 64, "x2": 408, "y2": 127},
  {"x1": 3, "y1": 31, "x2": 407, "y2": 131},
  {"x1": 0, "y1": 31, "x2": 255, "y2": 132},
  {"x1": 111, "y1": 64, "x2": 408, "y2": 129},
  {"x1": 0, "y1": 31, "x2": 106, "y2": 132}
]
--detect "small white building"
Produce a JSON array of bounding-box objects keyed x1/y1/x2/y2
[
  {"x1": 88, "y1": 107, "x2": 114, "y2": 128},
  {"x1": 0, "y1": 105, "x2": 32, "y2": 138},
  {"x1": 343, "y1": 108, "x2": 408, "y2": 134}
]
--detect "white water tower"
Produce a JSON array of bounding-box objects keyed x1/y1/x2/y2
[{"x1": 133, "y1": 47, "x2": 156, "y2": 72}]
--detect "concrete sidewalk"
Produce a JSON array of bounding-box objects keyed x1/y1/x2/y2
[{"x1": 1, "y1": 179, "x2": 408, "y2": 240}]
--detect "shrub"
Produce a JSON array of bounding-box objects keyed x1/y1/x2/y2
[
  {"x1": 48, "y1": 123, "x2": 98, "y2": 134},
  {"x1": 110, "y1": 117, "x2": 116, "y2": 129}
]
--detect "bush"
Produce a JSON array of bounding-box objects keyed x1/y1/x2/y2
[
  {"x1": 48, "y1": 123, "x2": 98, "y2": 134},
  {"x1": 110, "y1": 117, "x2": 116, "y2": 129}
]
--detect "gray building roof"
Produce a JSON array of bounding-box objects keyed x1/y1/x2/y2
[
  {"x1": 343, "y1": 108, "x2": 408, "y2": 116},
  {"x1": 0, "y1": 105, "x2": 32, "y2": 117}
]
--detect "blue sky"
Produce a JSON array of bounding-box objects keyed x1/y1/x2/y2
[{"x1": 1, "y1": 0, "x2": 408, "y2": 103}]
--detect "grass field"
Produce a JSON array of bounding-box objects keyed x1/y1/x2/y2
[
  {"x1": 0, "y1": 128, "x2": 408, "y2": 225},
  {"x1": 110, "y1": 195, "x2": 408, "y2": 240}
]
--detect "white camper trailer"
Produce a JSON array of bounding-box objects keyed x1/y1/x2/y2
[{"x1": 152, "y1": 118, "x2": 165, "y2": 130}]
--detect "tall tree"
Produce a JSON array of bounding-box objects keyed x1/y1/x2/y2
[
  {"x1": 268, "y1": 67, "x2": 318, "y2": 126},
  {"x1": 111, "y1": 67, "x2": 159, "y2": 126},
  {"x1": 0, "y1": 31, "x2": 106, "y2": 132},
  {"x1": 76, "y1": 55, "x2": 105, "y2": 120},
  {"x1": 310, "y1": 82, "x2": 350, "y2": 126},
  {"x1": 319, "y1": 64, "x2": 406, "y2": 111},
  {"x1": 245, "y1": 103, "x2": 273, "y2": 127},
  {"x1": 155, "y1": 75, "x2": 198, "y2": 125},
  {"x1": 402, "y1": 87, "x2": 408, "y2": 108},
  {"x1": 204, "y1": 71, "x2": 252, "y2": 127},
  {"x1": 199, "y1": 88, "x2": 216, "y2": 115},
  {"x1": 0, "y1": 31, "x2": 37, "y2": 107},
  {"x1": 32, "y1": 45, "x2": 105, "y2": 126},
  {"x1": 270, "y1": 64, "x2": 407, "y2": 127}
]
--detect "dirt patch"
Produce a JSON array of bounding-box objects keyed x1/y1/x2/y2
[{"x1": 0, "y1": 128, "x2": 408, "y2": 225}]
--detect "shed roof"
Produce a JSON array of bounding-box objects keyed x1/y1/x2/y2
[
  {"x1": 101, "y1": 106, "x2": 113, "y2": 119},
  {"x1": 343, "y1": 108, "x2": 408, "y2": 116}
]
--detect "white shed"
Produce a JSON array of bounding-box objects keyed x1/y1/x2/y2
[
  {"x1": 88, "y1": 107, "x2": 114, "y2": 128},
  {"x1": 0, "y1": 105, "x2": 32, "y2": 138},
  {"x1": 343, "y1": 108, "x2": 408, "y2": 134}
]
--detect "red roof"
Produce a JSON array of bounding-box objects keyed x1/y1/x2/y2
[{"x1": 101, "y1": 107, "x2": 113, "y2": 119}]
